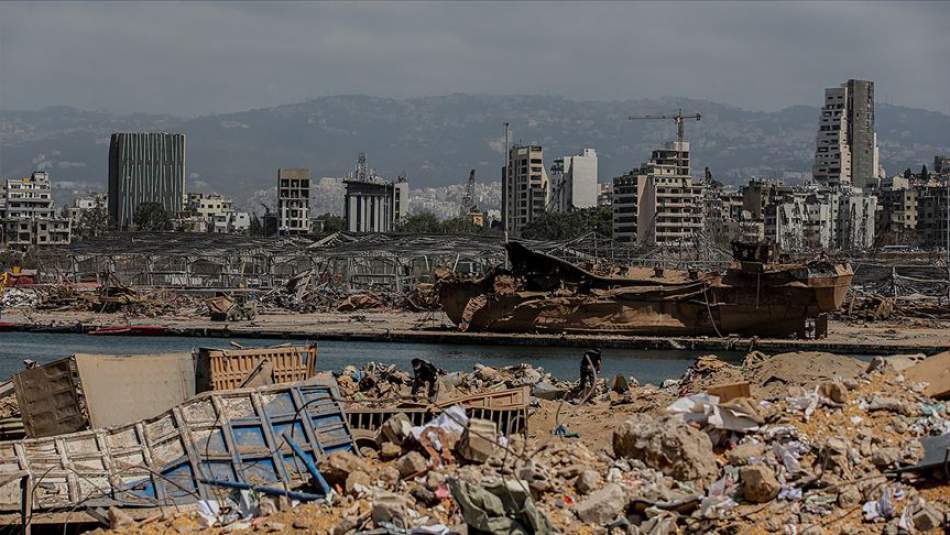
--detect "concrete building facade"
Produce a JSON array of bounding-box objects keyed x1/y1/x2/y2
[
  {"x1": 813, "y1": 79, "x2": 882, "y2": 189},
  {"x1": 277, "y1": 168, "x2": 311, "y2": 235},
  {"x1": 611, "y1": 141, "x2": 703, "y2": 246},
  {"x1": 108, "y1": 132, "x2": 186, "y2": 229},
  {"x1": 343, "y1": 177, "x2": 408, "y2": 233},
  {"x1": 549, "y1": 148, "x2": 597, "y2": 212},
  {"x1": 0, "y1": 171, "x2": 71, "y2": 247},
  {"x1": 502, "y1": 145, "x2": 548, "y2": 237}
]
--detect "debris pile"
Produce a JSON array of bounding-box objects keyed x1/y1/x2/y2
[{"x1": 81, "y1": 350, "x2": 950, "y2": 534}]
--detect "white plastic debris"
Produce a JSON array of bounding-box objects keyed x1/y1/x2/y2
[
  {"x1": 196, "y1": 500, "x2": 221, "y2": 528},
  {"x1": 786, "y1": 388, "x2": 819, "y2": 421},
  {"x1": 666, "y1": 393, "x2": 760, "y2": 432}
]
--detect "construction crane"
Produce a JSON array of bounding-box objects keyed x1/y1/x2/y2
[
  {"x1": 628, "y1": 108, "x2": 702, "y2": 143},
  {"x1": 460, "y1": 169, "x2": 477, "y2": 215}
]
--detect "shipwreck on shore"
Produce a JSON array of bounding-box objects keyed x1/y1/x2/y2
[{"x1": 438, "y1": 242, "x2": 853, "y2": 338}]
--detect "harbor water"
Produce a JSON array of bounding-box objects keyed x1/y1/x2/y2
[{"x1": 0, "y1": 332, "x2": 747, "y2": 384}]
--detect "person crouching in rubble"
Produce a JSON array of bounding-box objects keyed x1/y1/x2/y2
[
  {"x1": 411, "y1": 358, "x2": 441, "y2": 402},
  {"x1": 578, "y1": 348, "x2": 603, "y2": 396}
]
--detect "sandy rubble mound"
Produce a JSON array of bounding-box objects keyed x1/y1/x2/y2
[{"x1": 92, "y1": 352, "x2": 950, "y2": 535}]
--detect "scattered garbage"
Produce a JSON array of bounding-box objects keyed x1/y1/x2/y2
[{"x1": 3, "y1": 349, "x2": 950, "y2": 534}]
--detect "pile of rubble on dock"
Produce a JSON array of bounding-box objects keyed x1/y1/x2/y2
[{"x1": 0, "y1": 346, "x2": 940, "y2": 533}]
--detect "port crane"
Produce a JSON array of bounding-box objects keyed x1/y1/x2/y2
[{"x1": 628, "y1": 109, "x2": 702, "y2": 143}]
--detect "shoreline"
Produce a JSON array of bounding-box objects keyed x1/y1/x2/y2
[{"x1": 2, "y1": 309, "x2": 948, "y2": 355}]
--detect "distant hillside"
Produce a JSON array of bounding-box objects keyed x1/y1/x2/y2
[{"x1": 2, "y1": 95, "x2": 949, "y2": 208}]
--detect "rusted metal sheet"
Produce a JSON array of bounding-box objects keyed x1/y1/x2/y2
[
  {"x1": 12, "y1": 358, "x2": 87, "y2": 438},
  {"x1": 0, "y1": 380, "x2": 354, "y2": 512},
  {"x1": 195, "y1": 345, "x2": 317, "y2": 392},
  {"x1": 439, "y1": 242, "x2": 853, "y2": 337}
]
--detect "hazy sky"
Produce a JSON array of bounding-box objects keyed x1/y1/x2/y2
[{"x1": 1, "y1": 1, "x2": 948, "y2": 116}]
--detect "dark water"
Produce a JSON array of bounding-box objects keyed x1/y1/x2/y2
[{"x1": 0, "y1": 332, "x2": 745, "y2": 384}]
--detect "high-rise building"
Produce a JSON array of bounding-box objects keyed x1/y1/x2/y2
[
  {"x1": 277, "y1": 168, "x2": 311, "y2": 235},
  {"x1": 611, "y1": 141, "x2": 703, "y2": 246},
  {"x1": 813, "y1": 79, "x2": 882, "y2": 189},
  {"x1": 502, "y1": 145, "x2": 548, "y2": 237},
  {"x1": 549, "y1": 148, "x2": 598, "y2": 212},
  {"x1": 0, "y1": 171, "x2": 71, "y2": 246},
  {"x1": 108, "y1": 132, "x2": 186, "y2": 229}
]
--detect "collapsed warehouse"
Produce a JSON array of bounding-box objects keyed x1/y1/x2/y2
[{"x1": 3, "y1": 231, "x2": 950, "y2": 329}]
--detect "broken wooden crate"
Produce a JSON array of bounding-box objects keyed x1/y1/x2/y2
[{"x1": 0, "y1": 380, "x2": 355, "y2": 512}]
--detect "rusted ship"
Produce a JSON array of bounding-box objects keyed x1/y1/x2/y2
[{"x1": 437, "y1": 242, "x2": 853, "y2": 338}]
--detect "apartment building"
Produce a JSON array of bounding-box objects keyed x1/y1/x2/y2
[
  {"x1": 502, "y1": 145, "x2": 548, "y2": 237},
  {"x1": 0, "y1": 171, "x2": 71, "y2": 247},
  {"x1": 108, "y1": 132, "x2": 186, "y2": 229},
  {"x1": 64, "y1": 193, "x2": 107, "y2": 231},
  {"x1": 549, "y1": 148, "x2": 598, "y2": 212},
  {"x1": 813, "y1": 79, "x2": 883, "y2": 189},
  {"x1": 277, "y1": 168, "x2": 311, "y2": 235},
  {"x1": 611, "y1": 141, "x2": 703, "y2": 246},
  {"x1": 917, "y1": 180, "x2": 950, "y2": 249}
]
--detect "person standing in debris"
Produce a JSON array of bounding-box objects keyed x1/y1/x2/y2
[
  {"x1": 411, "y1": 358, "x2": 440, "y2": 402},
  {"x1": 579, "y1": 349, "x2": 603, "y2": 393}
]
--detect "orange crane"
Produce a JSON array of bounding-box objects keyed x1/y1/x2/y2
[{"x1": 628, "y1": 108, "x2": 701, "y2": 143}]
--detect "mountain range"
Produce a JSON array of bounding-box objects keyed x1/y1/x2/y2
[{"x1": 2, "y1": 94, "x2": 949, "y2": 210}]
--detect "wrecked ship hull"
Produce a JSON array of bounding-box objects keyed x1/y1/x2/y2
[{"x1": 438, "y1": 243, "x2": 853, "y2": 337}]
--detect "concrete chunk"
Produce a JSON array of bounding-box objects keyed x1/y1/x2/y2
[
  {"x1": 379, "y1": 413, "x2": 413, "y2": 446},
  {"x1": 457, "y1": 418, "x2": 496, "y2": 463},
  {"x1": 396, "y1": 451, "x2": 428, "y2": 478},
  {"x1": 574, "y1": 483, "x2": 626, "y2": 524},
  {"x1": 740, "y1": 464, "x2": 780, "y2": 503},
  {"x1": 612, "y1": 415, "x2": 717, "y2": 487}
]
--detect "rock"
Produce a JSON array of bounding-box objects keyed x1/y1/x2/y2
[
  {"x1": 574, "y1": 483, "x2": 626, "y2": 524},
  {"x1": 867, "y1": 396, "x2": 914, "y2": 416},
  {"x1": 411, "y1": 485, "x2": 440, "y2": 506},
  {"x1": 612, "y1": 415, "x2": 717, "y2": 487},
  {"x1": 532, "y1": 381, "x2": 566, "y2": 400},
  {"x1": 379, "y1": 413, "x2": 413, "y2": 446},
  {"x1": 345, "y1": 470, "x2": 372, "y2": 495},
  {"x1": 425, "y1": 471, "x2": 446, "y2": 491},
  {"x1": 108, "y1": 506, "x2": 134, "y2": 528},
  {"x1": 319, "y1": 451, "x2": 373, "y2": 485},
  {"x1": 837, "y1": 486, "x2": 862, "y2": 509},
  {"x1": 913, "y1": 506, "x2": 943, "y2": 532},
  {"x1": 726, "y1": 442, "x2": 766, "y2": 466},
  {"x1": 518, "y1": 462, "x2": 554, "y2": 494},
  {"x1": 740, "y1": 464, "x2": 781, "y2": 503},
  {"x1": 360, "y1": 446, "x2": 379, "y2": 459},
  {"x1": 396, "y1": 451, "x2": 428, "y2": 478},
  {"x1": 575, "y1": 470, "x2": 600, "y2": 495},
  {"x1": 519, "y1": 368, "x2": 543, "y2": 385},
  {"x1": 332, "y1": 517, "x2": 359, "y2": 535},
  {"x1": 870, "y1": 447, "x2": 902, "y2": 468},
  {"x1": 865, "y1": 357, "x2": 892, "y2": 374},
  {"x1": 474, "y1": 364, "x2": 501, "y2": 382},
  {"x1": 380, "y1": 441, "x2": 403, "y2": 460},
  {"x1": 379, "y1": 466, "x2": 401, "y2": 487},
  {"x1": 457, "y1": 418, "x2": 496, "y2": 463},
  {"x1": 819, "y1": 437, "x2": 852, "y2": 477},
  {"x1": 371, "y1": 492, "x2": 409, "y2": 525},
  {"x1": 819, "y1": 381, "x2": 848, "y2": 403}
]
